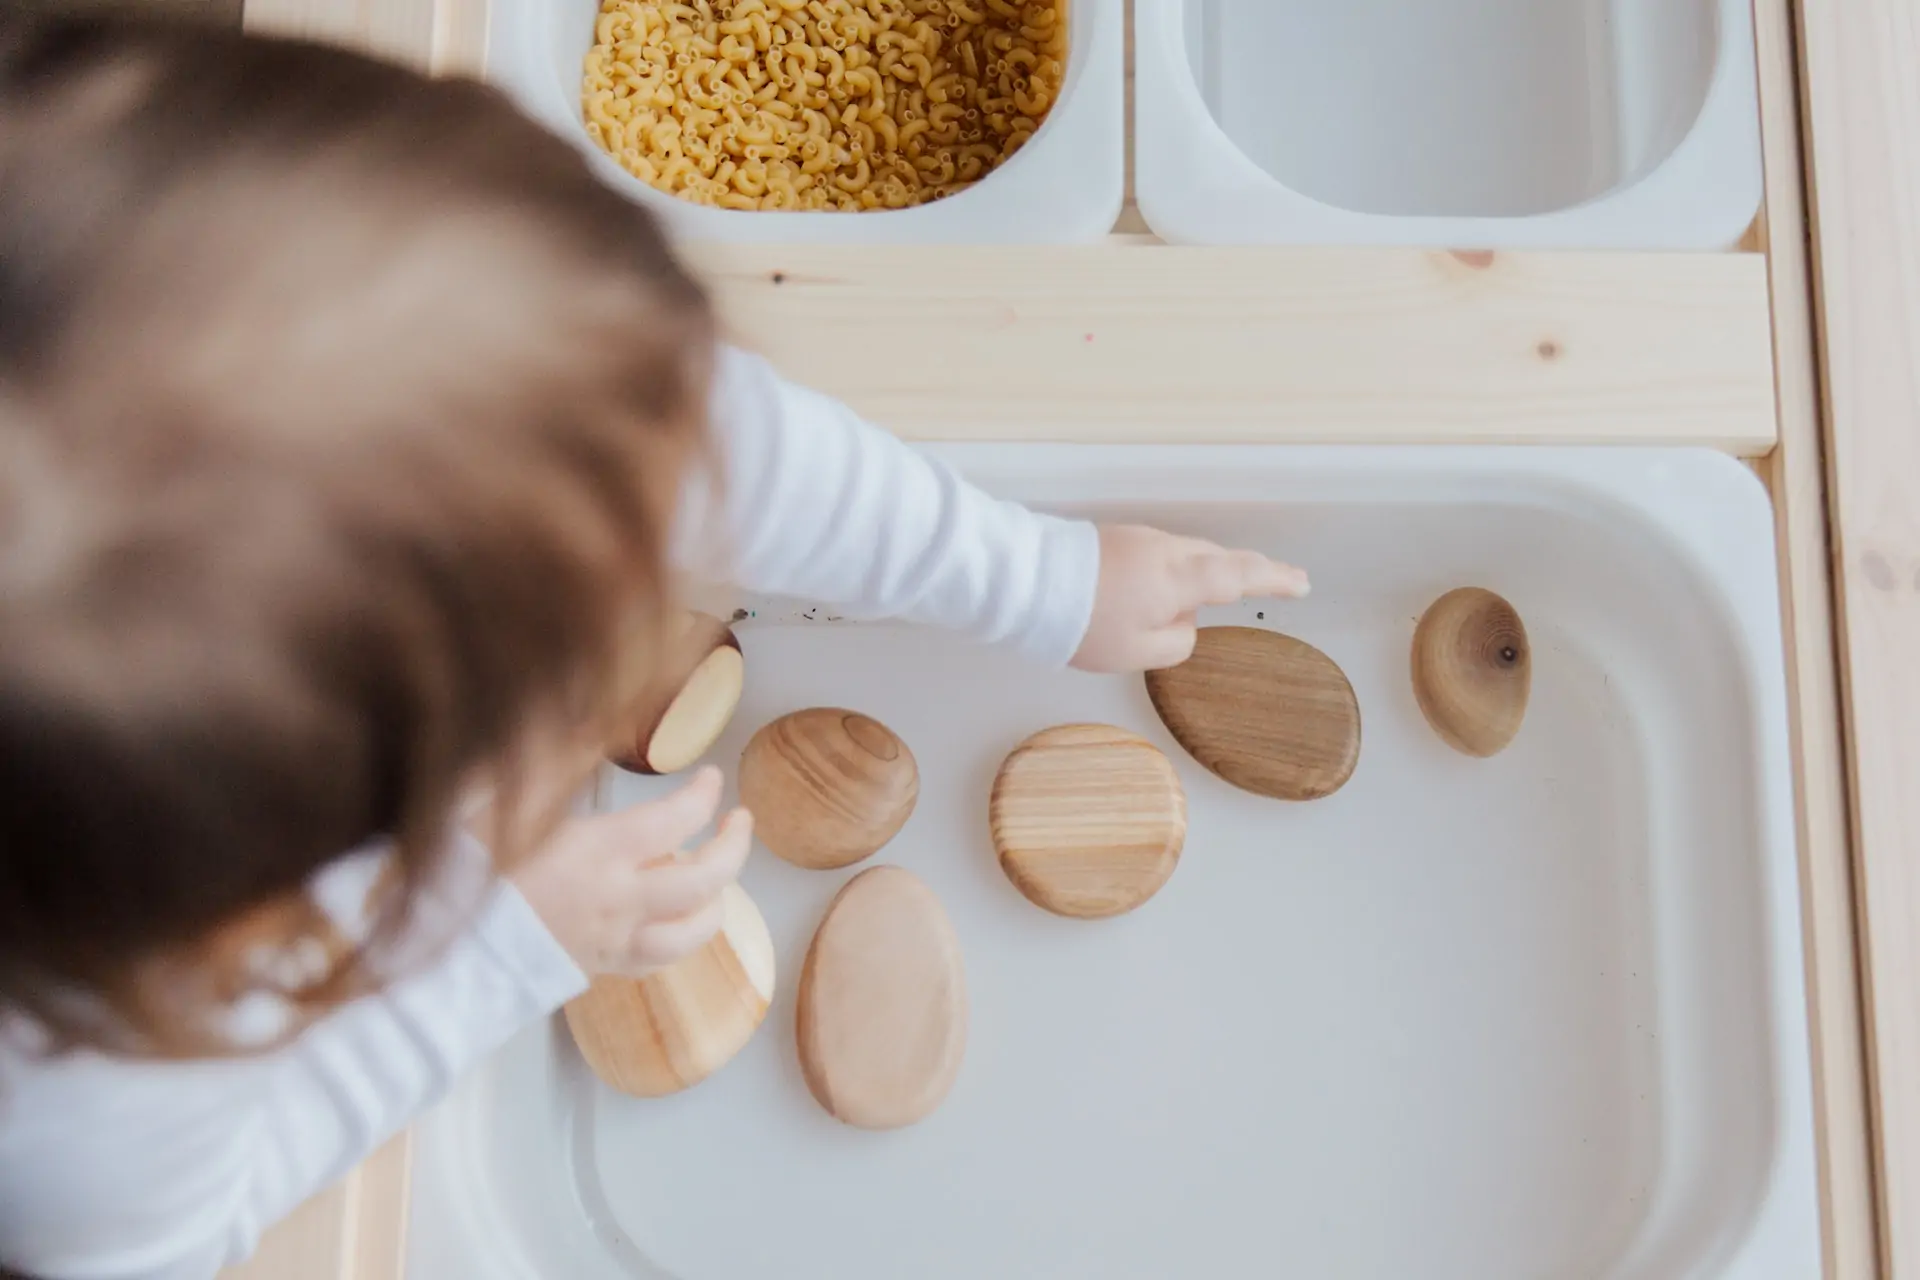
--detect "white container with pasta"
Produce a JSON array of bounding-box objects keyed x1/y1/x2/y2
[{"x1": 485, "y1": 0, "x2": 1124, "y2": 243}]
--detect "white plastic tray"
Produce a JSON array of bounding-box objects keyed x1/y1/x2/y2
[
  {"x1": 1135, "y1": 0, "x2": 1762, "y2": 248},
  {"x1": 408, "y1": 446, "x2": 1817, "y2": 1279},
  {"x1": 483, "y1": 0, "x2": 1125, "y2": 243}
]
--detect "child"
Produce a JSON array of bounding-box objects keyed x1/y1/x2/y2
[{"x1": 0, "y1": 16, "x2": 1306, "y2": 1279}]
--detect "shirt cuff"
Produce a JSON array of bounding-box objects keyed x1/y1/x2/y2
[
  {"x1": 1011, "y1": 514, "x2": 1101, "y2": 668},
  {"x1": 469, "y1": 881, "x2": 589, "y2": 1010}
]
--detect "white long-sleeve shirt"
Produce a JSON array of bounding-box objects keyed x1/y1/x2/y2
[{"x1": 0, "y1": 349, "x2": 1100, "y2": 1280}]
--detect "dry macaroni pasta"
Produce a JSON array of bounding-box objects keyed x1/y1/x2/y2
[{"x1": 582, "y1": 0, "x2": 1068, "y2": 211}]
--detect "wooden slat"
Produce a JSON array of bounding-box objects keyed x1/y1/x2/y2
[
  {"x1": 1798, "y1": 0, "x2": 1920, "y2": 1274},
  {"x1": 1752, "y1": 0, "x2": 1881, "y2": 1274},
  {"x1": 242, "y1": 0, "x2": 436, "y2": 68},
  {"x1": 218, "y1": 1181, "x2": 350, "y2": 1280},
  {"x1": 241, "y1": 0, "x2": 481, "y2": 77},
  {"x1": 217, "y1": 1137, "x2": 409, "y2": 1280},
  {"x1": 427, "y1": 0, "x2": 486, "y2": 76},
  {"x1": 690, "y1": 245, "x2": 1779, "y2": 452},
  {"x1": 347, "y1": 1137, "x2": 413, "y2": 1280}
]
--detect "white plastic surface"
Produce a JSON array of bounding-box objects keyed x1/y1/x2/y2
[
  {"x1": 483, "y1": 0, "x2": 1124, "y2": 244},
  {"x1": 1135, "y1": 0, "x2": 1761, "y2": 247},
  {"x1": 408, "y1": 447, "x2": 1817, "y2": 1280}
]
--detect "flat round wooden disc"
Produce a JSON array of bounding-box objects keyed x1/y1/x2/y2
[
  {"x1": 737, "y1": 708, "x2": 918, "y2": 870},
  {"x1": 1144, "y1": 626, "x2": 1361, "y2": 801},
  {"x1": 797, "y1": 866, "x2": 967, "y2": 1130},
  {"x1": 988, "y1": 724, "x2": 1186, "y2": 919},
  {"x1": 563, "y1": 883, "x2": 775, "y2": 1097}
]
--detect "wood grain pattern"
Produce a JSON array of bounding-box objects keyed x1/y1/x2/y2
[
  {"x1": 1145, "y1": 627, "x2": 1361, "y2": 801},
  {"x1": 684, "y1": 244, "x2": 1779, "y2": 452},
  {"x1": 243, "y1": 0, "x2": 484, "y2": 75},
  {"x1": 1410, "y1": 588, "x2": 1531, "y2": 758},
  {"x1": 1800, "y1": 0, "x2": 1920, "y2": 1272},
  {"x1": 738, "y1": 708, "x2": 918, "y2": 870},
  {"x1": 989, "y1": 724, "x2": 1186, "y2": 919},
  {"x1": 242, "y1": 0, "x2": 433, "y2": 66},
  {"x1": 1752, "y1": 0, "x2": 1880, "y2": 1272},
  {"x1": 796, "y1": 865, "x2": 967, "y2": 1130},
  {"x1": 563, "y1": 884, "x2": 775, "y2": 1097}
]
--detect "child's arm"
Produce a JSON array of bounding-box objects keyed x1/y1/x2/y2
[
  {"x1": 0, "y1": 834, "x2": 587, "y2": 1280},
  {"x1": 676, "y1": 346, "x2": 1102, "y2": 665},
  {"x1": 0, "y1": 779, "x2": 747, "y2": 1280},
  {"x1": 679, "y1": 347, "x2": 1308, "y2": 671}
]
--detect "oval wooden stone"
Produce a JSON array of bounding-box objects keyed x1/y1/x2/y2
[
  {"x1": 610, "y1": 614, "x2": 743, "y2": 775},
  {"x1": 1411, "y1": 587, "x2": 1531, "y2": 757},
  {"x1": 737, "y1": 708, "x2": 918, "y2": 870},
  {"x1": 797, "y1": 866, "x2": 967, "y2": 1130},
  {"x1": 1144, "y1": 626, "x2": 1361, "y2": 801},
  {"x1": 564, "y1": 883, "x2": 775, "y2": 1098},
  {"x1": 989, "y1": 724, "x2": 1186, "y2": 919}
]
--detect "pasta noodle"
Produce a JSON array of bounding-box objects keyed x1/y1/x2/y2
[{"x1": 582, "y1": 0, "x2": 1068, "y2": 212}]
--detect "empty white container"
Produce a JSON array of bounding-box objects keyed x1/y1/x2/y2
[
  {"x1": 484, "y1": 0, "x2": 1125, "y2": 243},
  {"x1": 1135, "y1": 0, "x2": 1762, "y2": 248},
  {"x1": 407, "y1": 446, "x2": 1817, "y2": 1280}
]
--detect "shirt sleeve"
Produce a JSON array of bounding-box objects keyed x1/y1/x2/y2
[
  {"x1": 673, "y1": 346, "x2": 1102, "y2": 668},
  {"x1": 0, "y1": 846, "x2": 585, "y2": 1280}
]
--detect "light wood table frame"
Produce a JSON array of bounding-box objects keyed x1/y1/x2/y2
[{"x1": 228, "y1": 1, "x2": 1891, "y2": 1276}]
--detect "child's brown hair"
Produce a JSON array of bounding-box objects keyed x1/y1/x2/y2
[{"x1": 0, "y1": 16, "x2": 715, "y2": 1052}]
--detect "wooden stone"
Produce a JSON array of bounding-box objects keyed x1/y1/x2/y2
[
  {"x1": 610, "y1": 613, "x2": 744, "y2": 775},
  {"x1": 796, "y1": 866, "x2": 967, "y2": 1130},
  {"x1": 1144, "y1": 626, "x2": 1361, "y2": 801},
  {"x1": 988, "y1": 724, "x2": 1187, "y2": 919},
  {"x1": 737, "y1": 708, "x2": 918, "y2": 870},
  {"x1": 563, "y1": 883, "x2": 774, "y2": 1098},
  {"x1": 1411, "y1": 587, "x2": 1531, "y2": 757}
]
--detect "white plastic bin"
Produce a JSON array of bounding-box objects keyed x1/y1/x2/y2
[
  {"x1": 484, "y1": 0, "x2": 1125, "y2": 243},
  {"x1": 408, "y1": 446, "x2": 1818, "y2": 1280},
  {"x1": 1135, "y1": 0, "x2": 1761, "y2": 248}
]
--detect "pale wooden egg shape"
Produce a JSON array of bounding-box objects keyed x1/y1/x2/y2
[
  {"x1": 611, "y1": 613, "x2": 744, "y2": 775},
  {"x1": 1144, "y1": 626, "x2": 1362, "y2": 801},
  {"x1": 1411, "y1": 587, "x2": 1531, "y2": 757},
  {"x1": 563, "y1": 883, "x2": 775, "y2": 1098},
  {"x1": 737, "y1": 708, "x2": 919, "y2": 870},
  {"x1": 989, "y1": 724, "x2": 1187, "y2": 919},
  {"x1": 796, "y1": 865, "x2": 967, "y2": 1131}
]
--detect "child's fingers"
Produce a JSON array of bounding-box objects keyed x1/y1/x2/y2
[
  {"x1": 627, "y1": 894, "x2": 728, "y2": 969},
  {"x1": 1178, "y1": 546, "x2": 1310, "y2": 609},
  {"x1": 617, "y1": 765, "x2": 724, "y2": 851},
  {"x1": 1245, "y1": 552, "x2": 1311, "y2": 599},
  {"x1": 633, "y1": 807, "x2": 753, "y2": 920}
]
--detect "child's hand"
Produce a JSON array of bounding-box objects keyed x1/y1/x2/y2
[
  {"x1": 511, "y1": 767, "x2": 753, "y2": 976},
  {"x1": 1071, "y1": 524, "x2": 1311, "y2": 673}
]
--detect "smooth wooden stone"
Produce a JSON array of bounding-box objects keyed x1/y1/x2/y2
[
  {"x1": 989, "y1": 724, "x2": 1187, "y2": 919},
  {"x1": 563, "y1": 883, "x2": 774, "y2": 1097},
  {"x1": 1144, "y1": 626, "x2": 1361, "y2": 801},
  {"x1": 1411, "y1": 587, "x2": 1531, "y2": 757},
  {"x1": 611, "y1": 613, "x2": 744, "y2": 775},
  {"x1": 796, "y1": 865, "x2": 967, "y2": 1130},
  {"x1": 737, "y1": 708, "x2": 918, "y2": 870}
]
